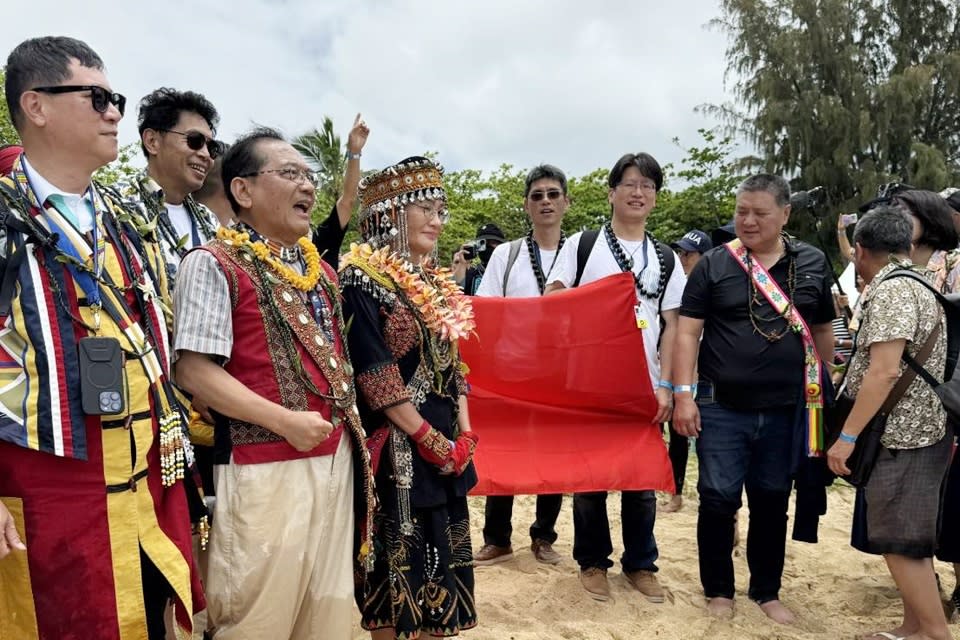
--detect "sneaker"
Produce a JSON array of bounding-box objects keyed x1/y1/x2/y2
[
  {"x1": 624, "y1": 569, "x2": 665, "y2": 603},
  {"x1": 474, "y1": 544, "x2": 513, "y2": 566},
  {"x1": 531, "y1": 539, "x2": 562, "y2": 565},
  {"x1": 579, "y1": 567, "x2": 610, "y2": 601}
]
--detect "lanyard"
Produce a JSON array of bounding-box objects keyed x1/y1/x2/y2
[{"x1": 19, "y1": 165, "x2": 106, "y2": 328}]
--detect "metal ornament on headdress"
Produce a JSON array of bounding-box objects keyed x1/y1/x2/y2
[{"x1": 358, "y1": 157, "x2": 446, "y2": 256}]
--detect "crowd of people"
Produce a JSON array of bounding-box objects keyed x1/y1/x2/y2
[{"x1": 0, "y1": 34, "x2": 957, "y2": 640}]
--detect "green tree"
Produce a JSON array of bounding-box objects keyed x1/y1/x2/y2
[
  {"x1": 439, "y1": 129, "x2": 743, "y2": 263},
  {"x1": 0, "y1": 69, "x2": 21, "y2": 146},
  {"x1": 648, "y1": 128, "x2": 744, "y2": 243},
  {"x1": 293, "y1": 117, "x2": 345, "y2": 227},
  {"x1": 710, "y1": 0, "x2": 960, "y2": 217},
  {"x1": 93, "y1": 142, "x2": 140, "y2": 186}
]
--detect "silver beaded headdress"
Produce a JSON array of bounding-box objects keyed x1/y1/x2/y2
[{"x1": 358, "y1": 156, "x2": 446, "y2": 255}]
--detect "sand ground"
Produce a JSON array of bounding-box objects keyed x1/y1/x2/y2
[
  {"x1": 181, "y1": 458, "x2": 957, "y2": 639},
  {"x1": 346, "y1": 453, "x2": 957, "y2": 640}
]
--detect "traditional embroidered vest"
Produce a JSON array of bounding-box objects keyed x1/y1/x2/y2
[{"x1": 202, "y1": 240, "x2": 358, "y2": 465}]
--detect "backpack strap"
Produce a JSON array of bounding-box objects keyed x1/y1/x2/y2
[
  {"x1": 573, "y1": 229, "x2": 600, "y2": 287},
  {"x1": 656, "y1": 241, "x2": 676, "y2": 315},
  {"x1": 501, "y1": 238, "x2": 524, "y2": 296},
  {"x1": 882, "y1": 268, "x2": 951, "y2": 382}
]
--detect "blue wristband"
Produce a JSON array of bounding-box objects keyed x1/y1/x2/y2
[
  {"x1": 674, "y1": 384, "x2": 698, "y2": 395},
  {"x1": 838, "y1": 431, "x2": 857, "y2": 444},
  {"x1": 657, "y1": 380, "x2": 674, "y2": 391}
]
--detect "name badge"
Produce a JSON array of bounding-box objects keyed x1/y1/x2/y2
[{"x1": 634, "y1": 304, "x2": 648, "y2": 329}]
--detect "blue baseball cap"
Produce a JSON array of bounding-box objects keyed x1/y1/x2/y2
[{"x1": 671, "y1": 229, "x2": 713, "y2": 254}]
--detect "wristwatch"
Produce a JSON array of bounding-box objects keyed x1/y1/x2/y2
[{"x1": 346, "y1": 150, "x2": 362, "y2": 160}]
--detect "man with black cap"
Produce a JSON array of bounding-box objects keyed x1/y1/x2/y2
[
  {"x1": 672, "y1": 229, "x2": 713, "y2": 277},
  {"x1": 452, "y1": 222, "x2": 506, "y2": 294},
  {"x1": 660, "y1": 228, "x2": 713, "y2": 514}
]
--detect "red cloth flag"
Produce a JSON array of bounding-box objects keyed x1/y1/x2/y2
[{"x1": 463, "y1": 272, "x2": 675, "y2": 495}]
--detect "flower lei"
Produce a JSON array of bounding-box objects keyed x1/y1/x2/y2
[
  {"x1": 217, "y1": 226, "x2": 322, "y2": 291},
  {"x1": 346, "y1": 243, "x2": 475, "y2": 341}
]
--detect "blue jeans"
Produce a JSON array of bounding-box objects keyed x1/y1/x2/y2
[
  {"x1": 696, "y1": 402, "x2": 794, "y2": 602},
  {"x1": 572, "y1": 490, "x2": 658, "y2": 572}
]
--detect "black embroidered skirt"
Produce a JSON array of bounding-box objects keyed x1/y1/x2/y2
[{"x1": 358, "y1": 475, "x2": 477, "y2": 638}]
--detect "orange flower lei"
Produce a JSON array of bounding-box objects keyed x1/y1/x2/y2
[
  {"x1": 217, "y1": 226, "x2": 322, "y2": 291},
  {"x1": 345, "y1": 243, "x2": 474, "y2": 341}
]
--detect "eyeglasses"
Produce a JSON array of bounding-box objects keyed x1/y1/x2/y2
[
  {"x1": 240, "y1": 166, "x2": 319, "y2": 188},
  {"x1": 617, "y1": 180, "x2": 657, "y2": 193},
  {"x1": 159, "y1": 129, "x2": 226, "y2": 159},
  {"x1": 528, "y1": 189, "x2": 563, "y2": 202},
  {"x1": 408, "y1": 201, "x2": 450, "y2": 224},
  {"x1": 31, "y1": 85, "x2": 126, "y2": 117}
]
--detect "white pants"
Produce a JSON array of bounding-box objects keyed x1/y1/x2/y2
[{"x1": 206, "y1": 437, "x2": 355, "y2": 640}]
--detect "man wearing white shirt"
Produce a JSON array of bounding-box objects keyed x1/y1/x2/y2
[
  {"x1": 473, "y1": 164, "x2": 569, "y2": 567},
  {"x1": 125, "y1": 87, "x2": 225, "y2": 290},
  {"x1": 546, "y1": 152, "x2": 685, "y2": 603}
]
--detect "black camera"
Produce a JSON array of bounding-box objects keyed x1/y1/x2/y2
[
  {"x1": 858, "y1": 181, "x2": 915, "y2": 213},
  {"x1": 790, "y1": 186, "x2": 827, "y2": 216},
  {"x1": 462, "y1": 238, "x2": 488, "y2": 261}
]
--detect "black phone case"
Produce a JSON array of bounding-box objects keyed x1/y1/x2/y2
[{"x1": 78, "y1": 336, "x2": 125, "y2": 415}]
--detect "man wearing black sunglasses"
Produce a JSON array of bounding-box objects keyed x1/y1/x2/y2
[
  {"x1": 0, "y1": 36, "x2": 202, "y2": 640},
  {"x1": 121, "y1": 87, "x2": 224, "y2": 289},
  {"x1": 472, "y1": 164, "x2": 570, "y2": 567}
]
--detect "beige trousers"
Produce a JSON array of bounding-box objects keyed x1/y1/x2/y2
[{"x1": 206, "y1": 437, "x2": 355, "y2": 640}]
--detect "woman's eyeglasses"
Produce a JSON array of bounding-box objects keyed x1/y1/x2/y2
[
  {"x1": 528, "y1": 189, "x2": 563, "y2": 202},
  {"x1": 160, "y1": 129, "x2": 226, "y2": 159},
  {"x1": 408, "y1": 201, "x2": 450, "y2": 224},
  {"x1": 31, "y1": 85, "x2": 126, "y2": 117}
]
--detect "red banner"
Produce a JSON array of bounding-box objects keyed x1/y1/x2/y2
[{"x1": 463, "y1": 272, "x2": 675, "y2": 495}]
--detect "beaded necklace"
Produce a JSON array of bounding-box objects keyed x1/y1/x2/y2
[
  {"x1": 602, "y1": 221, "x2": 666, "y2": 300},
  {"x1": 136, "y1": 176, "x2": 217, "y2": 255},
  {"x1": 745, "y1": 234, "x2": 797, "y2": 342},
  {"x1": 525, "y1": 230, "x2": 566, "y2": 294}
]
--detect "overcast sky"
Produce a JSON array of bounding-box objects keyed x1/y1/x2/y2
[{"x1": 2, "y1": 0, "x2": 738, "y2": 181}]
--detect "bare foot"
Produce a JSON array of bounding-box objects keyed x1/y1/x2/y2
[
  {"x1": 707, "y1": 597, "x2": 734, "y2": 619},
  {"x1": 659, "y1": 495, "x2": 683, "y2": 513},
  {"x1": 758, "y1": 599, "x2": 795, "y2": 625}
]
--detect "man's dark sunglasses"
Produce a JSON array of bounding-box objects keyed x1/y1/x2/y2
[
  {"x1": 160, "y1": 129, "x2": 226, "y2": 159},
  {"x1": 31, "y1": 85, "x2": 126, "y2": 117},
  {"x1": 529, "y1": 189, "x2": 563, "y2": 202}
]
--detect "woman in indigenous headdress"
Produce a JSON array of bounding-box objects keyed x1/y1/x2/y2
[{"x1": 340, "y1": 156, "x2": 478, "y2": 639}]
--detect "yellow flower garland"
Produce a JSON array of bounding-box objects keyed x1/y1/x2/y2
[
  {"x1": 217, "y1": 226, "x2": 322, "y2": 291},
  {"x1": 344, "y1": 243, "x2": 475, "y2": 341}
]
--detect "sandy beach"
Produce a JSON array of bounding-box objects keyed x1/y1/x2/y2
[{"x1": 348, "y1": 474, "x2": 957, "y2": 639}]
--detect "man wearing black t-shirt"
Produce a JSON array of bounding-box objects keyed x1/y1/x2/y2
[{"x1": 672, "y1": 174, "x2": 835, "y2": 625}]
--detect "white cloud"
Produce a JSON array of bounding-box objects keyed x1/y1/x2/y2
[{"x1": 2, "y1": 0, "x2": 734, "y2": 180}]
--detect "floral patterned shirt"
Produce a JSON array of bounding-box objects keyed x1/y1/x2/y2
[{"x1": 844, "y1": 262, "x2": 947, "y2": 449}]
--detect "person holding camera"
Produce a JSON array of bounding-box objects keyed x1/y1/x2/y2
[
  {"x1": 472, "y1": 164, "x2": 570, "y2": 567},
  {"x1": 672, "y1": 174, "x2": 835, "y2": 625},
  {"x1": 452, "y1": 223, "x2": 505, "y2": 294}
]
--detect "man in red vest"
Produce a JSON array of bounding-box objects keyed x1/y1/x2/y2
[{"x1": 173, "y1": 127, "x2": 373, "y2": 639}]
